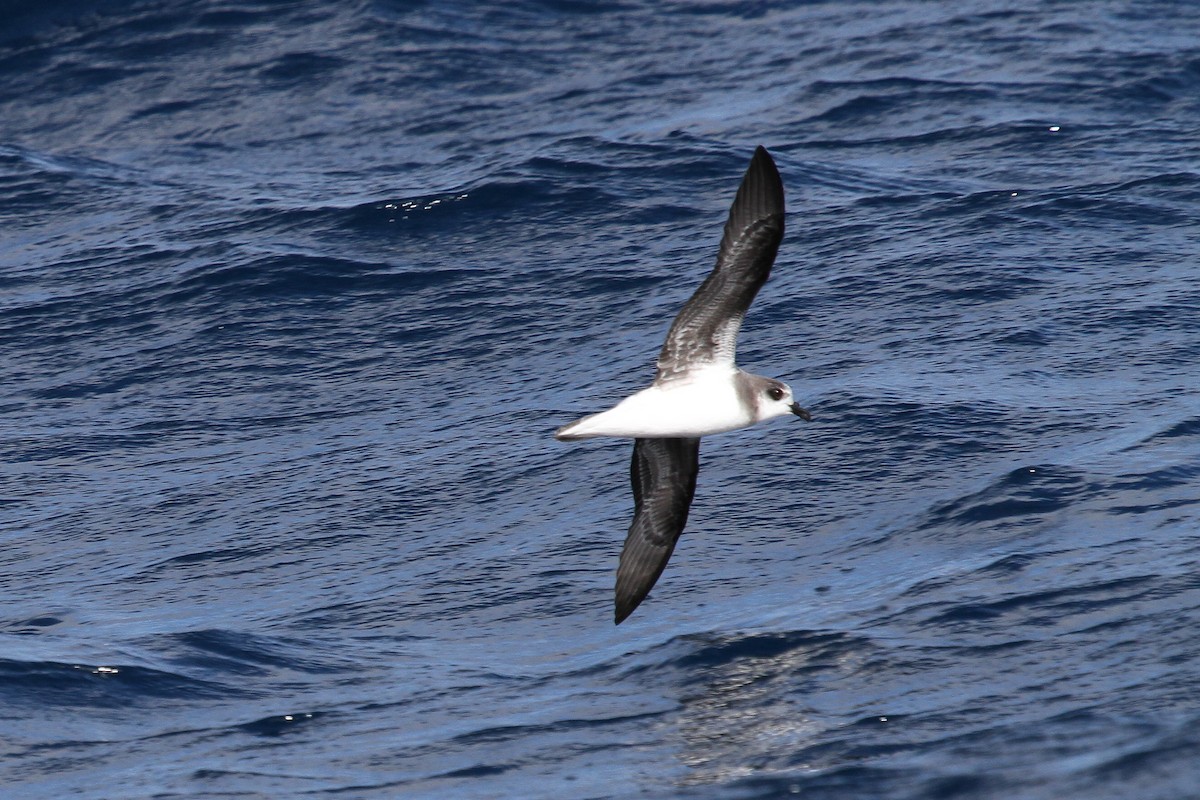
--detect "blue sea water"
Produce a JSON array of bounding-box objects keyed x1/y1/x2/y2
[{"x1": 3, "y1": 1, "x2": 1200, "y2": 797}]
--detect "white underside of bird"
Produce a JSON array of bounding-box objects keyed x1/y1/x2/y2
[{"x1": 555, "y1": 366, "x2": 753, "y2": 439}]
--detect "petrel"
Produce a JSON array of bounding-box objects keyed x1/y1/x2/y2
[{"x1": 555, "y1": 146, "x2": 811, "y2": 624}]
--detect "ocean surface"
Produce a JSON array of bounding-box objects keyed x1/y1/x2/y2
[{"x1": 3, "y1": 1, "x2": 1199, "y2": 797}]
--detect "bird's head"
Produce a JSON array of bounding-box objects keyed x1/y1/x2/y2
[{"x1": 755, "y1": 377, "x2": 812, "y2": 423}]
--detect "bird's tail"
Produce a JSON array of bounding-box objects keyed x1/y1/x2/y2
[{"x1": 554, "y1": 413, "x2": 602, "y2": 441}]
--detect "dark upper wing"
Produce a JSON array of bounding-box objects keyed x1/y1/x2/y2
[
  {"x1": 654, "y1": 145, "x2": 785, "y2": 383},
  {"x1": 614, "y1": 437, "x2": 701, "y2": 624}
]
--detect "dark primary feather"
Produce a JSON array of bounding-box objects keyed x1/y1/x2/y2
[
  {"x1": 654, "y1": 145, "x2": 785, "y2": 382},
  {"x1": 614, "y1": 437, "x2": 701, "y2": 624}
]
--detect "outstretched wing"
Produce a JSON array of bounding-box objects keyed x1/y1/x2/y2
[
  {"x1": 654, "y1": 145, "x2": 785, "y2": 383},
  {"x1": 614, "y1": 437, "x2": 701, "y2": 624}
]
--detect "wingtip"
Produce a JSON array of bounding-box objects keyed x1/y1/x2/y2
[
  {"x1": 613, "y1": 547, "x2": 656, "y2": 626},
  {"x1": 751, "y1": 144, "x2": 777, "y2": 171},
  {"x1": 614, "y1": 581, "x2": 642, "y2": 624},
  {"x1": 614, "y1": 590, "x2": 643, "y2": 624},
  {"x1": 736, "y1": 145, "x2": 783, "y2": 215}
]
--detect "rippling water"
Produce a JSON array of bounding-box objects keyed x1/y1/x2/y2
[{"x1": 3, "y1": 1, "x2": 1199, "y2": 797}]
